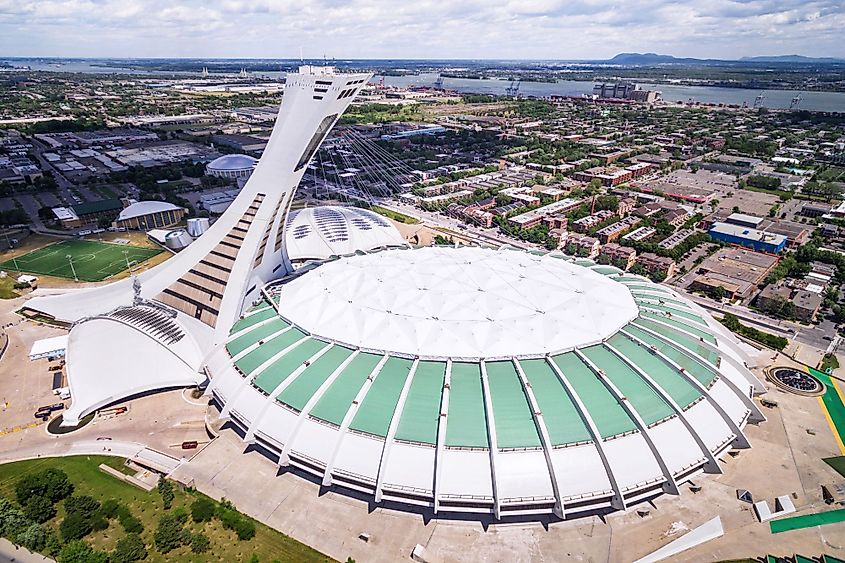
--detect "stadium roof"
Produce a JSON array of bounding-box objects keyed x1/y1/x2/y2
[
  {"x1": 117, "y1": 200, "x2": 183, "y2": 222},
  {"x1": 284, "y1": 206, "x2": 408, "y2": 262},
  {"x1": 208, "y1": 246, "x2": 766, "y2": 518},
  {"x1": 206, "y1": 154, "x2": 258, "y2": 171},
  {"x1": 278, "y1": 246, "x2": 636, "y2": 358}
]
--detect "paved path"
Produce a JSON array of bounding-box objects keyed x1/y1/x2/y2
[{"x1": 0, "y1": 538, "x2": 53, "y2": 563}]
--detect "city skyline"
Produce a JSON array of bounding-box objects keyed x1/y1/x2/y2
[{"x1": 1, "y1": 0, "x2": 844, "y2": 60}]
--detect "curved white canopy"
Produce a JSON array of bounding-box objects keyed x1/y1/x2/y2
[
  {"x1": 206, "y1": 154, "x2": 258, "y2": 171},
  {"x1": 276, "y1": 246, "x2": 639, "y2": 359},
  {"x1": 117, "y1": 200, "x2": 183, "y2": 222},
  {"x1": 284, "y1": 206, "x2": 408, "y2": 262}
]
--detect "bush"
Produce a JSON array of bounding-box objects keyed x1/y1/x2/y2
[
  {"x1": 58, "y1": 540, "x2": 109, "y2": 563},
  {"x1": 23, "y1": 494, "x2": 56, "y2": 524},
  {"x1": 191, "y1": 497, "x2": 216, "y2": 523},
  {"x1": 179, "y1": 526, "x2": 194, "y2": 546},
  {"x1": 217, "y1": 504, "x2": 255, "y2": 540},
  {"x1": 235, "y1": 518, "x2": 256, "y2": 541},
  {"x1": 157, "y1": 478, "x2": 175, "y2": 510},
  {"x1": 100, "y1": 498, "x2": 120, "y2": 519},
  {"x1": 154, "y1": 514, "x2": 183, "y2": 554},
  {"x1": 16, "y1": 522, "x2": 48, "y2": 552},
  {"x1": 15, "y1": 468, "x2": 73, "y2": 505},
  {"x1": 112, "y1": 532, "x2": 148, "y2": 563},
  {"x1": 60, "y1": 511, "x2": 92, "y2": 542},
  {"x1": 719, "y1": 313, "x2": 788, "y2": 351},
  {"x1": 64, "y1": 495, "x2": 100, "y2": 520},
  {"x1": 116, "y1": 505, "x2": 144, "y2": 534},
  {"x1": 0, "y1": 498, "x2": 30, "y2": 541},
  {"x1": 191, "y1": 531, "x2": 211, "y2": 554}
]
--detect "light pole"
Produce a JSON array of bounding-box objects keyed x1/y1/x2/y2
[{"x1": 66, "y1": 254, "x2": 78, "y2": 282}]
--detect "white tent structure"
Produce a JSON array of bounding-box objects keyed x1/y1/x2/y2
[{"x1": 285, "y1": 206, "x2": 408, "y2": 263}]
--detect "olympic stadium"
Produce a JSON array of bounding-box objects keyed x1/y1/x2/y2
[
  {"x1": 206, "y1": 244, "x2": 765, "y2": 518},
  {"x1": 20, "y1": 65, "x2": 767, "y2": 521}
]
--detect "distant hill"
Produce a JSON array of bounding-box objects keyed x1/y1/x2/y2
[
  {"x1": 739, "y1": 54, "x2": 844, "y2": 63},
  {"x1": 606, "y1": 53, "x2": 691, "y2": 65},
  {"x1": 606, "y1": 52, "x2": 844, "y2": 65}
]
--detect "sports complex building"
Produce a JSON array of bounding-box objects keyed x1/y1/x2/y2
[{"x1": 20, "y1": 66, "x2": 767, "y2": 520}]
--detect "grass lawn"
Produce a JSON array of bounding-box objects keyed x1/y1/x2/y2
[
  {"x1": 821, "y1": 353, "x2": 840, "y2": 373},
  {"x1": 0, "y1": 456, "x2": 334, "y2": 563},
  {"x1": 371, "y1": 205, "x2": 420, "y2": 225},
  {"x1": 0, "y1": 275, "x2": 19, "y2": 299},
  {"x1": 0, "y1": 239, "x2": 162, "y2": 282},
  {"x1": 816, "y1": 166, "x2": 845, "y2": 183},
  {"x1": 823, "y1": 456, "x2": 845, "y2": 478}
]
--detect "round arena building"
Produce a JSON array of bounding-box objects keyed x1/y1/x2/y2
[
  {"x1": 206, "y1": 154, "x2": 258, "y2": 179},
  {"x1": 206, "y1": 245, "x2": 765, "y2": 519}
]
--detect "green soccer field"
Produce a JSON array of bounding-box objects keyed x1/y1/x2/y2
[{"x1": 0, "y1": 239, "x2": 162, "y2": 282}]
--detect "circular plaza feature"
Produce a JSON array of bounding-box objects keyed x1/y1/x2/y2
[
  {"x1": 768, "y1": 367, "x2": 825, "y2": 396},
  {"x1": 208, "y1": 246, "x2": 765, "y2": 519}
]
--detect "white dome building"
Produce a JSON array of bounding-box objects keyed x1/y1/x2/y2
[
  {"x1": 206, "y1": 154, "x2": 258, "y2": 179},
  {"x1": 284, "y1": 206, "x2": 408, "y2": 264},
  {"x1": 207, "y1": 246, "x2": 766, "y2": 519}
]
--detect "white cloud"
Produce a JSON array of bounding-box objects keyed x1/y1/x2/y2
[{"x1": 0, "y1": 0, "x2": 842, "y2": 58}]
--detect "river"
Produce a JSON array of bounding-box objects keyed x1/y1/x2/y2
[
  {"x1": 6, "y1": 61, "x2": 845, "y2": 112},
  {"x1": 380, "y1": 73, "x2": 845, "y2": 112}
]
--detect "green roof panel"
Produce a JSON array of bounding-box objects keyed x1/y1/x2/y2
[
  {"x1": 310, "y1": 353, "x2": 384, "y2": 426},
  {"x1": 551, "y1": 352, "x2": 636, "y2": 439},
  {"x1": 349, "y1": 356, "x2": 414, "y2": 437},
  {"x1": 446, "y1": 362, "x2": 489, "y2": 448},
  {"x1": 581, "y1": 345, "x2": 674, "y2": 426},
  {"x1": 485, "y1": 361, "x2": 541, "y2": 449},
  {"x1": 519, "y1": 359, "x2": 591, "y2": 446},
  {"x1": 277, "y1": 345, "x2": 355, "y2": 412},
  {"x1": 395, "y1": 361, "x2": 446, "y2": 445}
]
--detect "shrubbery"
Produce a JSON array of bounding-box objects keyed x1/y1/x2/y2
[
  {"x1": 720, "y1": 313, "x2": 788, "y2": 351},
  {"x1": 15, "y1": 468, "x2": 73, "y2": 505},
  {"x1": 112, "y1": 532, "x2": 147, "y2": 563},
  {"x1": 191, "y1": 497, "x2": 216, "y2": 523},
  {"x1": 157, "y1": 478, "x2": 175, "y2": 510}
]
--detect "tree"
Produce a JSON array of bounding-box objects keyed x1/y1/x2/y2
[
  {"x1": 16, "y1": 523, "x2": 48, "y2": 553},
  {"x1": 58, "y1": 540, "x2": 109, "y2": 563},
  {"x1": 112, "y1": 533, "x2": 148, "y2": 563},
  {"x1": 116, "y1": 505, "x2": 144, "y2": 534},
  {"x1": 191, "y1": 532, "x2": 211, "y2": 554},
  {"x1": 154, "y1": 514, "x2": 183, "y2": 554},
  {"x1": 0, "y1": 498, "x2": 31, "y2": 539},
  {"x1": 60, "y1": 511, "x2": 93, "y2": 542},
  {"x1": 15, "y1": 469, "x2": 73, "y2": 505},
  {"x1": 157, "y1": 479, "x2": 175, "y2": 510},
  {"x1": 23, "y1": 495, "x2": 56, "y2": 524},
  {"x1": 64, "y1": 496, "x2": 100, "y2": 520},
  {"x1": 191, "y1": 497, "x2": 216, "y2": 523}
]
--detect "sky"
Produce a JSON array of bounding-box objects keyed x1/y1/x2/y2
[{"x1": 1, "y1": 0, "x2": 843, "y2": 60}]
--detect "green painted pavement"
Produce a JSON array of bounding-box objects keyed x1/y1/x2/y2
[{"x1": 769, "y1": 508, "x2": 845, "y2": 533}]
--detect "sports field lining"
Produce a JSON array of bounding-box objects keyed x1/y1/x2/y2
[{"x1": 0, "y1": 239, "x2": 162, "y2": 282}]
